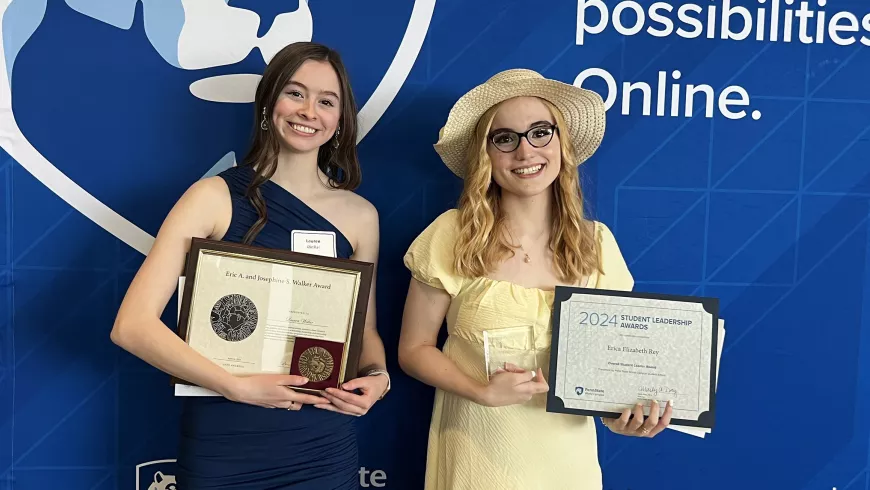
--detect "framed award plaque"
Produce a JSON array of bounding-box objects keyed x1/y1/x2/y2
[{"x1": 175, "y1": 237, "x2": 374, "y2": 394}]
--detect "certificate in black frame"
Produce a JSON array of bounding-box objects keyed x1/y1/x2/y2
[{"x1": 545, "y1": 286, "x2": 719, "y2": 429}]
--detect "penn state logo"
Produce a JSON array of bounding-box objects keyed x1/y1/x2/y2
[
  {"x1": 575, "y1": 386, "x2": 584, "y2": 395},
  {"x1": 136, "y1": 459, "x2": 177, "y2": 490},
  {"x1": 0, "y1": 0, "x2": 435, "y2": 254}
]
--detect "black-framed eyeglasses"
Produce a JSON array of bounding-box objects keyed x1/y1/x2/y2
[{"x1": 488, "y1": 124, "x2": 558, "y2": 153}]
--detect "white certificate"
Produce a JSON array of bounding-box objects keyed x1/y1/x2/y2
[{"x1": 546, "y1": 287, "x2": 718, "y2": 429}]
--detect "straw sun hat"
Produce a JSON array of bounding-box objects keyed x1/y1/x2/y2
[{"x1": 433, "y1": 68, "x2": 607, "y2": 179}]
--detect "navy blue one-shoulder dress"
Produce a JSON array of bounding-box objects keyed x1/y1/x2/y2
[{"x1": 175, "y1": 166, "x2": 358, "y2": 489}]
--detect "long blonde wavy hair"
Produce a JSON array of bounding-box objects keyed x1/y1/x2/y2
[{"x1": 453, "y1": 98, "x2": 602, "y2": 284}]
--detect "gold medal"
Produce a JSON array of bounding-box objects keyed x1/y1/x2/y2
[{"x1": 298, "y1": 346, "x2": 334, "y2": 382}]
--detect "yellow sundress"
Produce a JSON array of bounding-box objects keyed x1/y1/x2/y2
[{"x1": 403, "y1": 209, "x2": 635, "y2": 490}]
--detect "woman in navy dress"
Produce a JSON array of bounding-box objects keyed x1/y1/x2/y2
[{"x1": 111, "y1": 42, "x2": 390, "y2": 489}]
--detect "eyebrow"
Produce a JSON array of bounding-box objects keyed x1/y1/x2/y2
[
  {"x1": 286, "y1": 81, "x2": 340, "y2": 99},
  {"x1": 491, "y1": 120, "x2": 554, "y2": 132}
]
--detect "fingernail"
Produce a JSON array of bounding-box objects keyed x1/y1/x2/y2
[{"x1": 301, "y1": 377, "x2": 309, "y2": 383}]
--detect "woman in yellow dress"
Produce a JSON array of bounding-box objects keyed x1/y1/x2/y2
[{"x1": 397, "y1": 69, "x2": 673, "y2": 490}]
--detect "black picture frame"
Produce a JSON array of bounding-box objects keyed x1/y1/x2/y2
[{"x1": 545, "y1": 286, "x2": 719, "y2": 429}]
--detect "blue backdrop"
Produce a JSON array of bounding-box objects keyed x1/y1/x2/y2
[{"x1": 2, "y1": 0, "x2": 869, "y2": 489}]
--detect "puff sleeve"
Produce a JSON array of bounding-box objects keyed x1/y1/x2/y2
[
  {"x1": 596, "y1": 222, "x2": 635, "y2": 292},
  {"x1": 403, "y1": 209, "x2": 464, "y2": 297}
]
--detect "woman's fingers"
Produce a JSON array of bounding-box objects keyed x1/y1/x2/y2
[
  {"x1": 611, "y1": 408, "x2": 632, "y2": 431},
  {"x1": 321, "y1": 390, "x2": 366, "y2": 416},
  {"x1": 289, "y1": 391, "x2": 331, "y2": 405},
  {"x1": 638, "y1": 400, "x2": 659, "y2": 436},
  {"x1": 627, "y1": 403, "x2": 645, "y2": 432},
  {"x1": 313, "y1": 402, "x2": 360, "y2": 416},
  {"x1": 647, "y1": 400, "x2": 674, "y2": 437}
]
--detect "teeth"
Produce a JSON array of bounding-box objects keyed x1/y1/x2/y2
[
  {"x1": 291, "y1": 124, "x2": 316, "y2": 134},
  {"x1": 512, "y1": 164, "x2": 543, "y2": 175}
]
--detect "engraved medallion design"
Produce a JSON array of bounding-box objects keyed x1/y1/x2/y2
[
  {"x1": 210, "y1": 294, "x2": 258, "y2": 342},
  {"x1": 298, "y1": 346, "x2": 334, "y2": 382}
]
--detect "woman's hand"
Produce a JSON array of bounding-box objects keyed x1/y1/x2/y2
[
  {"x1": 315, "y1": 374, "x2": 390, "y2": 416},
  {"x1": 477, "y1": 363, "x2": 549, "y2": 407},
  {"x1": 223, "y1": 374, "x2": 330, "y2": 410},
  {"x1": 601, "y1": 400, "x2": 673, "y2": 437}
]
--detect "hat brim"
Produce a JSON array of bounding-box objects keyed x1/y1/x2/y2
[{"x1": 433, "y1": 74, "x2": 606, "y2": 178}]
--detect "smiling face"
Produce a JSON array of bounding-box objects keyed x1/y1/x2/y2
[
  {"x1": 272, "y1": 59, "x2": 342, "y2": 155},
  {"x1": 241, "y1": 43, "x2": 362, "y2": 193},
  {"x1": 487, "y1": 96, "x2": 561, "y2": 198}
]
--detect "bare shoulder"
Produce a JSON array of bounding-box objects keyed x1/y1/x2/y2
[
  {"x1": 177, "y1": 176, "x2": 231, "y2": 217},
  {"x1": 323, "y1": 189, "x2": 379, "y2": 256},
  {"x1": 160, "y1": 175, "x2": 232, "y2": 240},
  {"x1": 340, "y1": 189, "x2": 378, "y2": 222},
  {"x1": 326, "y1": 188, "x2": 378, "y2": 227},
  {"x1": 177, "y1": 175, "x2": 230, "y2": 203}
]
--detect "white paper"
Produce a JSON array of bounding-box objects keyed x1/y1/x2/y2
[
  {"x1": 291, "y1": 230, "x2": 337, "y2": 258},
  {"x1": 175, "y1": 383, "x2": 221, "y2": 396},
  {"x1": 665, "y1": 319, "x2": 725, "y2": 438},
  {"x1": 175, "y1": 275, "x2": 221, "y2": 397}
]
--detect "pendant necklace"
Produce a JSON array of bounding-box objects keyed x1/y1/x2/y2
[
  {"x1": 507, "y1": 222, "x2": 545, "y2": 264},
  {"x1": 519, "y1": 243, "x2": 531, "y2": 264}
]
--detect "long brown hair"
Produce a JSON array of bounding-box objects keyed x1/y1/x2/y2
[
  {"x1": 239, "y1": 42, "x2": 360, "y2": 244},
  {"x1": 453, "y1": 99, "x2": 602, "y2": 284}
]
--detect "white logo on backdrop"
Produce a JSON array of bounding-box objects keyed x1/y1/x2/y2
[
  {"x1": 0, "y1": 0, "x2": 435, "y2": 255},
  {"x1": 136, "y1": 459, "x2": 177, "y2": 490}
]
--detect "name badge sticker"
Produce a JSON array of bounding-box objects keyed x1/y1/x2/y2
[{"x1": 291, "y1": 230, "x2": 338, "y2": 258}]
